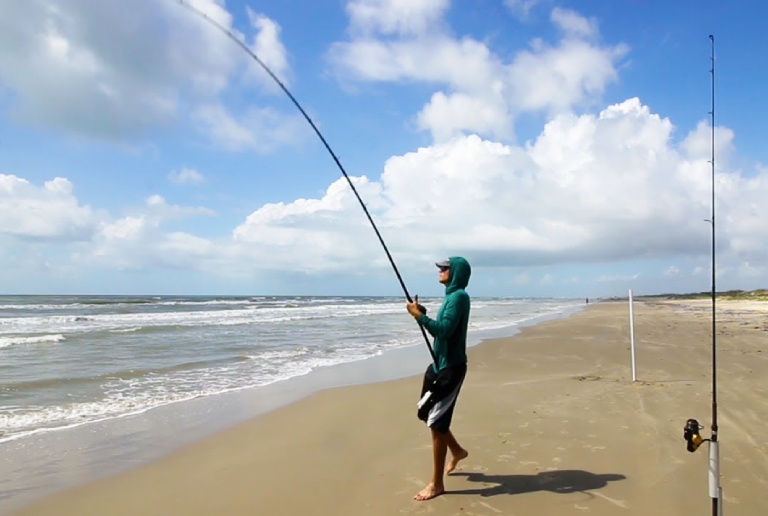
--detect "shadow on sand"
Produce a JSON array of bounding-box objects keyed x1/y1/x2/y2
[{"x1": 449, "y1": 469, "x2": 626, "y2": 497}]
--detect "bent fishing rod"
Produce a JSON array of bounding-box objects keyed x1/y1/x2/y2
[
  {"x1": 174, "y1": 0, "x2": 437, "y2": 365},
  {"x1": 682, "y1": 34, "x2": 722, "y2": 516}
]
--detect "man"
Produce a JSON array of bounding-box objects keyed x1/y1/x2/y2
[{"x1": 406, "y1": 256, "x2": 471, "y2": 501}]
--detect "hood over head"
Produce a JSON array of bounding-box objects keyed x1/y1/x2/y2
[{"x1": 444, "y1": 256, "x2": 471, "y2": 294}]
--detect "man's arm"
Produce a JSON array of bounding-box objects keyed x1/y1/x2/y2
[{"x1": 417, "y1": 294, "x2": 467, "y2": 339}]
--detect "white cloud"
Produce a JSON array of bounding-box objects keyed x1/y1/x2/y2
[
  {"x1": 329, "y1": 36, "x2": 501, "y2": 90},
  {"x1": 222, "y1": 98, "x2": 768, "y2": 274},
  {"x1": 88, "y1": 197, "x2": 215, "y2": 270},
  {"x1": 194, "y1": 102, "x2": 307, "y2": 152},
  {"x1": 551, "y1": 7, "x2": 598, "y2": 39},
  {"x1": 100, "y1": 216, "x2": 145, "y2": 241},
  {"x1": 417, "y1": 92, "x2": 513, "y2": 142},
  {"x1": 231, "y1": 176, "x2": 385, "y2": 271},
  {"x1": 194, "y1": 103, "x2": 257, "y2": 150},
  {"x1": 346, "y1": 0, "x2": 449, "y2": 36},
  {"x1": 681, "y1": 120, "x2": 735, "y2": 164},
  {"x1": 92, "y1": 216, "x2": 158, "y2": 270},
  {"x1": 598, "y1": 274, "x2": 640, "y2": 283},
  {"x1": 144, "y1": 194, "x2": 216, "y2": 219},
  {"x1": 513, "y1": 273, "x2": 530, "y2": 284},
  {"x1": 0, "y1": 0, "x2": 299, "y2": 150},
  {"x1": 737, "y1": 262, "x2": 763, "y2": 278},
  {"x1": 508, "y1": 38, "x2": 627, "y2": 114},
  {"x1": 0, "y1": 173, "x2": 217, "y2": 272},
  {"x1": 7, "y1": 98, "x2": 768, "y2": 287},
  {"x1": 169, "y1": 168, "x2": 205, "y2": 185},
  {"x1": 504, "y1": 0, "x2": 543, "y2": 20},
  {"x1": 156, "y1": 232, "x2": 218, "y2": 269},
  {"x1": 246, "y1": 8, "x2": 291, "y2": 87},
  {"x1": 329, "y1": 4, "x2": 627, "y2": 141},
  {"x1": 664, "y1": 266, "x2": 680, "y2": 276},
  {"x1": 0, "y1": 0, "x2": 229, "y2": 138},
  {"x1": 0, "y1": 174, "x2": 97, "y2": 240}
]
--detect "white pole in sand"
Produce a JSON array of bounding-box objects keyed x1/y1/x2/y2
[
  {"x1": 709, "y1": 441, "x2": 723, "y2": 516},
  {"x1": 628, "y1": 289, "x2": 636, "y2": 382}
]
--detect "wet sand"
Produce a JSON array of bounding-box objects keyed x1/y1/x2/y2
[{"x1": 7, "y1": 300, "x2": 768, "y2": 515}]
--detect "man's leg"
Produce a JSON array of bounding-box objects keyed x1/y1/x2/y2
[
  {"x1": 414, "y1": 428, "x2": 449, "y2": 501},
  {"x1": 444, "y1": 430, "x2": 469, "y2": 474}
]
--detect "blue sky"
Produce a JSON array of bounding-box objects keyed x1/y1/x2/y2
[{"x1": 1, "y1": 0, "x2": 767, "y2": 298}]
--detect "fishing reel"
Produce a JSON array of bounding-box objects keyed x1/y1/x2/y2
[{"x1": 683, "y1": 418, "x2": 708, "y2": 452}]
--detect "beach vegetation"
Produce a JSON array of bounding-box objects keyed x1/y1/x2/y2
[{"x1": 648, "y1": 289, "x2": 768, "y2": 301}]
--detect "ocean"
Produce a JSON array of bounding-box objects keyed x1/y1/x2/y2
[{"x1": 0, "y1": 294, "x2": 582, "y2": 444}]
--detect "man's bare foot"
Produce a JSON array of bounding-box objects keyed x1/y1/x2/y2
[
  {"x1": 445, "y1": 449, "x2": 469, "y2": 474},
  {"x1": 413, "y1": 483, "x2": 444, "y2": 501}
]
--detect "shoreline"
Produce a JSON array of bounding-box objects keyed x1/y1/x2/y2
[{"x1": 0, "y1": 303, "x2": 584, "y2": 514}]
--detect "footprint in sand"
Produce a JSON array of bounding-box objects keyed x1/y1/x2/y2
[
  {"x1": 581, "y1": 444, "x2": 606, "y2": 453},
  {"x1": 399, "y1": 506, "x2": 435, "y2": 514},
  {"x1": 574, "y1": 375, "x2": 602, "y2": 381},
  {"x1": 474, "y1": 501, "x2": 503, "y2": 513},
  {"x1": 397, "y1": 477, "x2": 433, "y2": 497}
]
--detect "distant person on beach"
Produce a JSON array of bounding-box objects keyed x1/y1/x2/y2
[{"x1": 406, "y1": 256, "x2": 472, "y2": 501}]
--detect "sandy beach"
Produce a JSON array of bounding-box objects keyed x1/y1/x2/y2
[{"x1": 7, "y1": 300, "x2": 768, "y2": 516}]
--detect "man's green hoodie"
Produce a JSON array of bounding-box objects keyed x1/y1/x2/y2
[{"x1": 417, "y1": 256, "x2": 471, "y2": 372}]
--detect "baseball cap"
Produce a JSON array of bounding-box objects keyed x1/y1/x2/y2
[{"x1": 435, "y1": 259, "x2": 450, "y2": 269}]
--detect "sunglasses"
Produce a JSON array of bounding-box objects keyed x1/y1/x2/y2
[{"x1": 438, "y1": 266, "x2": 450, "y2": 272}]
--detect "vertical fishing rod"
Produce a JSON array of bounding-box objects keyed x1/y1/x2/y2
[
  {"x1": 708, "y1": 33, "x2": 721, "y2": 516},
  {"x1": 682, "y1": 34, "x2": 722, "y2": 516},
  {"x1": 174, "y1": 0, "x2": 437, "y2": 365}
]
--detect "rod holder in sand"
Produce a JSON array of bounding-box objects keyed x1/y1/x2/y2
[
  {"x1": 628, "y1": 289, "x2": 636, "y2": 382},
  {"x1": 709, "y1": 441, "x2": 723, "y2": 515}
]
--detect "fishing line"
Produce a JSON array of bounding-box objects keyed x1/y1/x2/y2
[{"x1": 174, "y1": 0, "x2": 437, "y2": 364}]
